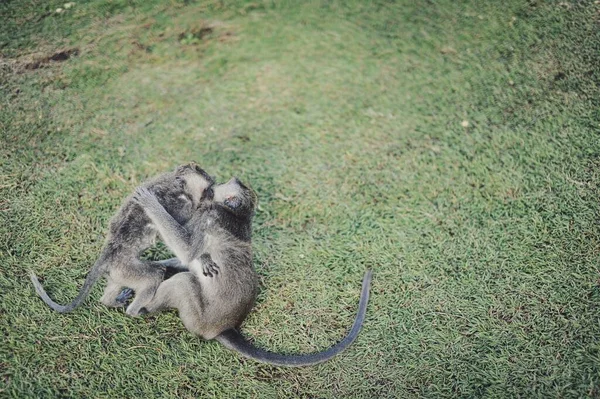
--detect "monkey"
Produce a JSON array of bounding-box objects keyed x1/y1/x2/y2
[
  {"x1": 29, "y1": 163, "x2": 215, "y2": 316},
  {"x1": 132, "y1": 177, "x2": 372, "y2": 366}
]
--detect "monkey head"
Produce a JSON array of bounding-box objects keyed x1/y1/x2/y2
[
  {"x1": 213, "y1": 177, "x2": 256, "y2": 218},
  {"x1": 174, "y1": 162, "x2": 215, "y2": 208}
]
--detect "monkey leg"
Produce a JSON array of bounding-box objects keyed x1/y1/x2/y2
[
  {"x1": 140, "y1": 272, "x2": 204, "y2": 334},
  {"x1": 113, "y1": 258, "x2": 187, "y2": 303},
  {"x1": 106, "y1": 260, "x2": 165, "y2": 317},
  {"x1": 140, "y1": 272, "x2": 193, "y2": 314}
]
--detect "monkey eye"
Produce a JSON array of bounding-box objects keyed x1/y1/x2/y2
[{"x1": 224, "y1": 195, "x2": 242, "y2": 209}]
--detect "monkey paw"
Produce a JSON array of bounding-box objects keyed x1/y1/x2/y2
[
  {"x1": 115, "y1": 288, "x2": 134, "y2": 304},
  {"x1": 132, "y1": 186, "x2": 160, "y2": 209},
  {"x1": 200, "y1": 253, "x2": 220, "y2": 277}
]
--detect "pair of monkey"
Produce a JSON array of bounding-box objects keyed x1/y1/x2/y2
[{"x1": 30, "y1": 163, "x2": 372, "y2": 367}]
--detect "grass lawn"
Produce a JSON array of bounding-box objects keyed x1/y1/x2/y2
[{"x1": 1, "y1": 0, "x2": 600, "y2": 397}]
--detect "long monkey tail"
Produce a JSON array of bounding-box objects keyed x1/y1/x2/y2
[
  {"x1": 30, "y1": 255, "x2": 108, "y2": 313},
  {"x1": 216, "y1": 270, "x2": 372, "y2": 367}
]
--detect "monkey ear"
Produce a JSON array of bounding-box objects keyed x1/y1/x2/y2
[
  {"x1": 200, "y1": 186, "x2": 214, "y2": 202},
  {"x1": 175, "y1": 164, "x2": 190, "y2": 173},
  {"x1": 176, "y1": 161, "x2": 200, "y2": 173}
]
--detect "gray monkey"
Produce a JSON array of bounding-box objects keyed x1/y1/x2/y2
[
  {"x1": 132, "y1": 178, "x2": 372, "y2": 366},
  {"x1": 30, "y1": 163, "x2": 215, "y2": 316}
]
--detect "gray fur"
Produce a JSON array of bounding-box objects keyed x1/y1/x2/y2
[
  {"x1": 30, "y1": 163, "x2": 214, "y2": 316},
  {"x1": 133, "y1": 178, "x2": 372, "y2": 366}
]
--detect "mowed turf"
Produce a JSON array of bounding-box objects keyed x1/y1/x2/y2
[{"x1": 1, "y1": 0, "x2": 599, "y2": 397}]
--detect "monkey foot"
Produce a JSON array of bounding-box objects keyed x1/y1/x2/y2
[{"x1": 116, "y1": 288, "x2": 134, "y2": 304}]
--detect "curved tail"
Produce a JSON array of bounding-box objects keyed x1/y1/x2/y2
[
  {"x1": 216, "y1": 270, "x2": 372, "y2": 367},
  {"x1": 29, "y1": 258, "x2": 106, "y2": 313}
]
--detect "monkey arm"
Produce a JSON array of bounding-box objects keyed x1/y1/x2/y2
[{"x1": 133, "y1": 187, "x2": 193, "y2": 264}]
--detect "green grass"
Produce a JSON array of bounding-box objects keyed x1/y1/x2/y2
[{"x1": 1, "y1": 0, "x2": 600, "y2": 397}]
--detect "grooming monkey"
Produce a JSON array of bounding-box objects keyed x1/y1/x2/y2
[
  {"x1": 30, "y1": 163, "x2": 215, "y2": 316},
  {"x1": 133, "y1": 178, "x2": 372, "y2": 366}
]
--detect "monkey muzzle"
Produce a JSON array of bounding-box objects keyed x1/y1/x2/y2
[{"x1": 224, "y1": 195, "x2": 242, "y2": 209}]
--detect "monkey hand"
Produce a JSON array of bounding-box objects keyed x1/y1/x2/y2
[
  {"x1": 200, "y1": 253, "x2": 220, "y2": 277},
  {"x1": 133, "y1": 186, "x2": 161, "y2": 211}
]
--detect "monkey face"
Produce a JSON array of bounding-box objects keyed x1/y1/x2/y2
[{"x1": 213, "y1": 177, "x2": 256, "y2": 216}]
